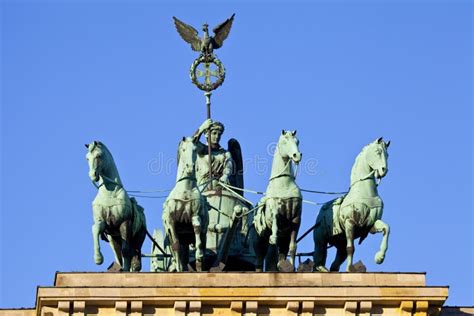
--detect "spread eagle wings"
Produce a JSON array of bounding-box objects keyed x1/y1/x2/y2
[
  {"x1": 172, "y1": 17, "x2": 201, "y2": 51},
  {"x1": 173, "y1": 14, "x2": 235, "y2": 52},
  {"x1": 212, "y1": 13, "x2": 235, "y2": 49}
]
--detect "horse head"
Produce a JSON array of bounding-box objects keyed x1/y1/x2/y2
[
  {"x1": 85, "y1": 141, "x2": 104, "y2": 182},
  {"x1": 278, "y1": 130, "x2": 302, "y2": 164},
  {"x1": 366, "y1": 137, "x2": 390, "y2": 179},
  {"x1": 177, "y1": 137, "x2": 197, "y2": 178}
]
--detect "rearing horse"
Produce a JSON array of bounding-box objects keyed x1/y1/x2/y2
[
  {"x1": 253, "y1": 130, "x2": 302, "y2": 272},
  {"x1": 86, "y1": 141, "x2": 146, "y2": 272},
  {"x1": 162, "y1": 137, "x2": 209, "y2": 272},
  {"x1": 313, "y1": 137, "x2": 390, "y2": 272}
]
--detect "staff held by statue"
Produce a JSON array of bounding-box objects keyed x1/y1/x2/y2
[{"x1": 173, "y1": 14, "x2": 235, "y2": 188}]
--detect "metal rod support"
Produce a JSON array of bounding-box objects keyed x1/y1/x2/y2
[{"x1": 205, "y1": 91, "x2": 213, "y2": 189}]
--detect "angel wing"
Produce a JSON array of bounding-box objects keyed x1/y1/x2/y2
[
  {"x1": 173, "y1": 16, "x2": 201, "y2": 51},
  {"x1": 212, "y1": 13, "x2": 235, "y2": 49},
  {"x1": 227, "y1": 138, "x2": 244, "y2": 196}
]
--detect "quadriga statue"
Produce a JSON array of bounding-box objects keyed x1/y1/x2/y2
[
  {"x1": 85, "y1": 141, "x2": 147, "y2": 272},
  {"x1": 313, "y1": 137, "x2": 391, "y2": 272}
]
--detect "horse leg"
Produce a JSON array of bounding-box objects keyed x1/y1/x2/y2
[
  {"x1": 265, "y1": 243, "x2": 278, "y2": 272},
  {"x1": 269, "y1": 203, "x2": 278, "y2": 245},
  {"x1": 200, "y1": 206, "x2": 208, "y2": 271},
  {"x1": 168, "y1": 222, "x2": 182, "y2": 272},
  {"x1": 343, "y1": 219, "x2": 356, "y2": 272},
  {"x1": 179, "y1": 241, "x2": 190, "y2": 271},
  {"x1": 330, "y1": 242, "x2": 347, "y2": 272},
  {"x1": 119, "y1": 218, "x2": 132, "y2": 271},
  {"x1": 92, "y1": 220, "x2": 105, "y2": 265},
  {"x1": 371, "y1": 219, "x2": 390, "y2": 264},
  {"x1": 313, "y1": 225, "x2": 329, "y2": 272},
  {"x1": 108, "y1": 234, "x2": 123, "y2": 267},
  {"x1": 277, "y1": 233, "x2": 290, "y2": 272},
  {"x1": 131, "y1": 228, "x2": 146, "y2": 272},
  {"x1": 163, "y1": 202, "x2": 183, "y2": 272},
  {"x1": 192, "y1": 212, "x2": 204, "y2": 272},
  {"x1": 253, "y1": 232, "x2": 268, "y2": 272},
  {"x1": 240, "y1": 206, "x2": 249, "y2": 237},
  {"x1": 288, "y1": 208, "x2": 301, "y2": 270},
  {"x1": 288, "y1": 227, "x2": 298, "y2": 271}
]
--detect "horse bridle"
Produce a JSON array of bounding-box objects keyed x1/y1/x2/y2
[
  {"x1": 269, "y1": 156, "x2": 297, "y2": 182},
  {"x1": 91, "y1": 173, "x2": 123, "y2": 190},
  {"x1": 349, "y1": 151, "x2": 385, "y2": 189},
  {"x1": 176, "y1": 175, "x2": 197, "y2": 183}
]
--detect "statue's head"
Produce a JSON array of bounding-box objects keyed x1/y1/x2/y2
[
  {"x1": 365, "y1": 137, "x2": 390, "y2": 179},
  {"x1": 209, "y1": 121, "x2": 224, "y2": 149},
  {"x1": 278, "y1": 130, "x2": 302, "y2": 164}
]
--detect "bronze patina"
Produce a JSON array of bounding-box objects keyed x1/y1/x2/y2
[
  {"x1": 86, "y1": 141, "x2": 147, "y2": 272},
  {"x1": 173, "y1": 14, "x2": 234, "y2": 92},
  {"x1": 86, "y1": 15, "x2": 393, "y2": 274},
  {"x1": 313, "y1": 138, "x2": 391, "y2": 272}
]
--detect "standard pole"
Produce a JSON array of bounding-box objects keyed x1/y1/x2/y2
[{"x1": 205, "y1": 91, "x2": 213, "y2": 189}]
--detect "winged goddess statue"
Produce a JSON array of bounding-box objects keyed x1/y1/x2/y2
[{"x1": 173, "y1": 14, "x2": 235, "y2": 58}]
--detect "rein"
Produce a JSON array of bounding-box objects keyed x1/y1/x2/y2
[
  {"x1": 91, "y1": 174, "x2": 123, "y2": 190},
  {"x1": 176, "y1": 176, "x2": 197, "y2": 183},
  {"x1": 269, "y1": 159, "x2": 294, "y2": 182},
  {"x1": 348, "y1": 170, "x2": 378, "y2": 189}
]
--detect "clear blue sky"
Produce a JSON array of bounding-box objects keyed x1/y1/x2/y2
[{"x1": 1, "y1": 0, "x2": 472, "y2": 308}]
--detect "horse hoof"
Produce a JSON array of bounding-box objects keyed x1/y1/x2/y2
[
  {"x1": 314, "y1": 265, "x2": 329, "y2": 273},
  {"x1": 195, "y1": 261, "x2": 202, "y2": 272},
  {"x1": 375, "y1": 252, "x2": 385, "y2": 264},
  {"x1": 94, "y1": 253, "x2": 104, "y2": 265},
  {"x1": 131, "y1": 263, "x2": 142, "y2": 272},
  {"x1": 269, "y1": 236, "x2": 277, "y2": 245},
  {"x1": 277, "y1": 260, "x2": 294, "y2": 272}
]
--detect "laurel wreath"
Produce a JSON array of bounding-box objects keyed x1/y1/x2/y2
[{"x1": 189, "y1": 55, "x2": 226, "y2": 92}]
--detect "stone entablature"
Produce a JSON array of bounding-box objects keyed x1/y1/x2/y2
[{"x1": 0, "y1": 272, "x2": 457, "y2": 316}]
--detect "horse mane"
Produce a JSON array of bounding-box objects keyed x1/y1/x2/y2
[
  {"x1": 95, "y1": 142, "x2": 113, "y2": 164},
  {"x1": 93, "y1": 141, "x2": 122, "y2": 184},
  {"x1": 177, "y1": 140, "x2": 182, "y2": 165},
  {"x1": 350, "y1": 142, "x2": 373, "y2": 184},
  {"x1": 176, "y1": 136, "x2": 196, "y2": 176},
  {"x1": 176, "y1": 137, "x2": 192, "y2": 165}
]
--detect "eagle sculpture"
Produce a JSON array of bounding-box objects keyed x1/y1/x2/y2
[{"x1": 173, "y1": 14, "x2": 235, "y2": 57}]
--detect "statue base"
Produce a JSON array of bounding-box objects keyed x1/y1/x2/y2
[{"x1": 0, "y1": 272, "x2": 457, "y2": 315}]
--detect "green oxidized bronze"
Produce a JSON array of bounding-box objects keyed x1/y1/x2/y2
[
  {"x1": 190, "y1": 54, "x2": 225, "y2": 92},
  {"x1": 161, "y1": 137, "x2": 209, "y2": 272},
  {"x1": 85, "y1": 15, "x2": 394, "y2": 274},
  {"x1": 253, "y1": 130, "x2": 303, "y2": 272},
  {"x1": 85, "y1": 141, "x2": 147, "y2": 272},
  {"x1": 173, "y1": 14, "x2": 234, "y2": 92},
  {"x1": 313, "y1": 138, "x2": 391, "y2": 272},
  {"x1": 163, "y1": 16, "x2": 252, "y2": 272}
]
